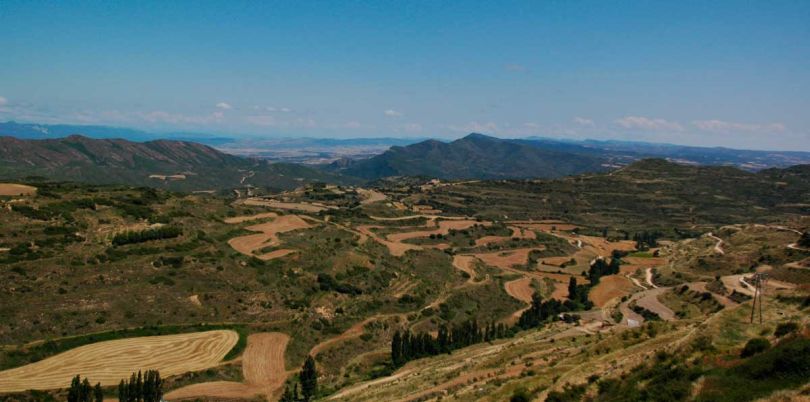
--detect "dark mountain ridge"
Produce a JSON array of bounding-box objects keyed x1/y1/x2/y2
[
  {"x1": 0, "y1": 135, "x2": 349, "y2": 190},
  {"x1": 328, "y1": 133, "x2": 609, "y2": 180}
]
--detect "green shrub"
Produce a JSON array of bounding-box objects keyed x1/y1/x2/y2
[
  {"x1": 741, "y1": 338, "x2": 770, "y2": 358},
  {"x1": 774, "y1": 322, "x2": 799, "y2": 338}
]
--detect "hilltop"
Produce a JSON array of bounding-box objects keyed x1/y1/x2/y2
[
  {"x1": 328, "y1": 133, "x2": 609, "y2": 180},
  {"x1": 0, "y1": 135, "x2": 349, "y2": 191}
]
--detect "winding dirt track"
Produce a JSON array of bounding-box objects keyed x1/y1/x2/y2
[
  {"x1": 166, "y1": 333, "x2": 290, "y2": 401},
  {"x1": 0, "y1": 330, "x2": 238, "y2": 393},
  {"x1": 636, "y1": 288, "x2": 676, "y2": 321},
  {"x1": 707, "y1": 232, "x2": 725, "y2": 255},
  {"x1": 452, "y1": 255, "x2": 478, "y2": 283}
]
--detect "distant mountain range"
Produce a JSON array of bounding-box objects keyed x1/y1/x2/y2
[
  {"x1": 2, "y1": 121, "x2": 810, "y2": 188},
  {"x1": 326, "y1": 133, "x2": 810, "y2": 180},
  {"x1": 0, "y1": 135, "x2": 348, "y2": 190}
]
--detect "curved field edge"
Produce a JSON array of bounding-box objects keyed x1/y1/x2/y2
[{"x1": 0, "y1": 324, "x2": 249, "y2": 371}]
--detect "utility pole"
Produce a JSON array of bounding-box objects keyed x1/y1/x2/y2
[{"x1": 749, "y1": 273, "x2": 768, "y2": 324}]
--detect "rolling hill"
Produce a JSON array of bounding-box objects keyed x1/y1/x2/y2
[
  {"x1": 0, "y1": 135, "x2": 349, "y2": 190},
  {"x1": 327, "y1": 133, "x2": 610, "y2": 180}
]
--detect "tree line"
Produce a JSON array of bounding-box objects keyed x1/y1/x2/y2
[
  {"x1": 391, "y1": 320, "x2": 511, "y2": 367},
  {"x1": 112, "y1": 226, "x2": 181, "y2": 246},
  {"x1": 67, "y1": 370, "x2": 162, "y2": 402},
  {"x1": 117, "y1": 370, "x2": 162, "y2": 402},
  {"x1": 633, "y1": 231, "x2": 660, "y2": 250}
]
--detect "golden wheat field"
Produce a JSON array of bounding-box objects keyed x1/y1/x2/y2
[{"x1": 0, "y1": 330, "x2": 238, "y2": 393}]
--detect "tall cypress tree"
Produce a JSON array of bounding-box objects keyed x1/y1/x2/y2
[
  {"x1": 391, "y1": 330, "x2": 402, "y2": 366},
  {"x1": 68, "y1": 375, "x2": 81, "y2": 402},
  {"x1": 300, "y1": 355, "x2": 318, "y2": 402},
  {"x1": 118, "y1": 379, "x2": 128, "y2": 402},
  {"x1": 567, "y1": 277, "x2": 578, "y2": 300},
  {"x1": 93, "y1": 383, "x2": 103, "y2": 402}
]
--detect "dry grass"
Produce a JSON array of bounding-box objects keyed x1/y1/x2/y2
[
  {"x1": 0, "y1": 183, "x2": 37, "y2": 196},
  {"x1": 589, "y1": 274, "x2": 636, "y2": 307},
  {"x1": 0, "y1": 330, "x2": 238, "y2": 393},
  {"x1": 504, "y1": 277, "x2": 533, "y2": 304},
  {"x1": 243, "y1": 198, "x2": 330, "y2": 212},
  {"x1": 223, "y1": 212, "x2": 278, "y2": 224}
]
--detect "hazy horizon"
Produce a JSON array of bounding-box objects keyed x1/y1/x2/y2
[{"x1": 1, "y1": 1, "x2": 809, "y2": 150}]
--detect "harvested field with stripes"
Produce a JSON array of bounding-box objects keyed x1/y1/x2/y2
[{"x1": 0, "y1": 330, "x2": 238, "y2": 393}]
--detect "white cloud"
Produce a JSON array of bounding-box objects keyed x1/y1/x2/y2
[
  {"x1": 615, "y1": 116, "x2": 683, "y2": 131},
  {"x1": 215, "y1": 102, "x2": 232, "y2": 110},
  {"x1": 384, "y1": 109, "x2": 403, "y2": 117},
  {"x1": 0, "y1": 96, "x2": 7, "y2": 106},
  {"x1": 573, "y1": 117, "x2": 595, "y2": 127},
  {"x1": 692, "y1": 119, "x2": 785, "y2": 133}
]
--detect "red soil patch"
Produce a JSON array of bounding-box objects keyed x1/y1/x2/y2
[
  {"x1": 227, "y1": 215, "x2": 312, "y2": 260},
  {"x1": 589, "y1": 275, "x2": 636, "y2": 307},
  {"x1": 473, "y1": 248, "x2": 539, "y2": 270},
  {"x1": 504, "y1": 277, "x2": 534, "y2": 303},
  {"x1": 386, "y1": 219, "x2": 484, "y2": 243}
]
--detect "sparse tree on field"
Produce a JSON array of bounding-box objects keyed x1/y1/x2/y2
[{"x1": 93, "y1": 383, "x2": 103, "y2": 402}]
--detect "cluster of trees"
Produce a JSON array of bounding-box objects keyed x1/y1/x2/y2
[
  {"x1": 391, "y1": 320, "x2": 511, "y2": 366},
  {"x1": 516, "y1": 293, "x2": 582, "y2": 330},
  {"x1": 67, "y1": 375, "x2": 103, "y2": 402},
  {"x1": 117, "y1": 370, "x2": 162, "y2": 402},
  {"x1": 281, "y1": 355, "x2": 318, "y2": 402},
  {"x1": 112, "y1": 226, "x2": 181, "y2": 246},
  {"x1": 317, "y1": 273, "x2": 362, "y2": 295},
  {"x1": 587, "y1": 257, "x2": 620, "y2": 284},
  {"x1": 633, "y1": 231, "x2": 660, "y2": 250}
]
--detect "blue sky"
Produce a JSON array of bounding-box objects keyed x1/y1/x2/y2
[{"x1": 1, "y1": 1, "x2": 808, "y2": 150}]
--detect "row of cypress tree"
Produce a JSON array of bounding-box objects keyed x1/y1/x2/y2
[
  {"x1": 67, "y1": 375, "x2": 103, "y2": 402},
  {"x1": 391, "y1": 320, "x2": 511, "y2": 366},
  {"x1": 112, "y1": 226, "x2": 181, "y2": 246},
  {"x1": 117, "y1": 370, "x2": 162, "y2": 402}
]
